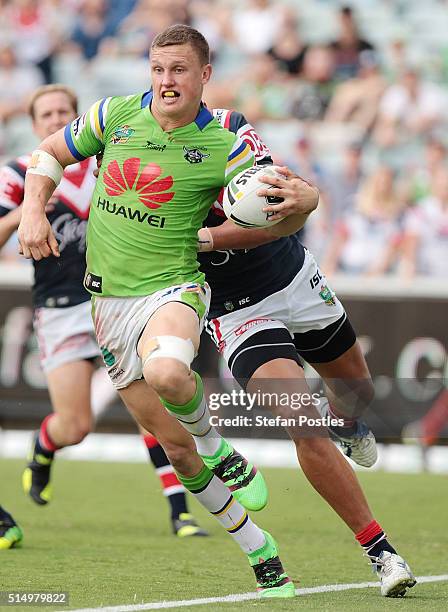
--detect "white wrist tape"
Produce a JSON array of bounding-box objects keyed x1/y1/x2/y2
[
  {"x1": 197, "y1": 227, "x2": 214, "y2": 252},
  {"x1": 27, "y1": 150, "x2": 63, "y2": 187},
  {"x1": 142, "y1": 336, "x2": 195, "y2": 369}
]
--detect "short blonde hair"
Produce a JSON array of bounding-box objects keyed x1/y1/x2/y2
[
  {"x1": 151, "y1": 24, "x2": 210, "y2": 66},
  {"x1": 28, "y1": 84, "x2": 78, "y2": 119}
]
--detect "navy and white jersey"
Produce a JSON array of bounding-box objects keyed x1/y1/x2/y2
[
  {"x1": 0, "y1": 155, "x2": 97, "y2": 308},
  {"x1": 199, "y1": 109, "x2": 305, "y2": 318}
]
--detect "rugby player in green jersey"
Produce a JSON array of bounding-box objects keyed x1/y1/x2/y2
[{"x1": 17, "y1": 25, "x2": 315, "y2": 597}]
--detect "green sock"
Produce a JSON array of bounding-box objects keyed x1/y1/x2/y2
[{"x1": 160, "y1": 372, "x2": 222, "y2": 456}]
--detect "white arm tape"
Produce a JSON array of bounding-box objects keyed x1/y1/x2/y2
[
  {"x1": 197, "y1": 227, "x2": 214, "y2": 252},
  {"x1": 27, "y1": 150, "x2": 64, "y2": 187}
]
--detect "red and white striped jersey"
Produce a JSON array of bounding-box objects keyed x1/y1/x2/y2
[{"x1": 0, "y1": 155, "x2": 97, "y2": 308}]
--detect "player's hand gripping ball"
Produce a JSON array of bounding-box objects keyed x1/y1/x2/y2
[{"x1": 223, "y1": 165, "x2": 285, "y2": 228}]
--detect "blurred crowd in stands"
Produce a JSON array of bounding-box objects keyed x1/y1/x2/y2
[{"x1": 0, "y1": 0, "x2": 447, "y2": 278}]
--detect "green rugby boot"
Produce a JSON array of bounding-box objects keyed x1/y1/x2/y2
[
  {"x1": 0, "y1": 508, "x2": 23, "y2": 550},
  {"x1": 200, "y1": 439, "x2": 268, "y2": 511},
  {"x1": 22, "y1": 433, "x2": 53, "y2": 505},
  {"x1": 248, "y1": 530, "x2": 295, "y2": 598}
]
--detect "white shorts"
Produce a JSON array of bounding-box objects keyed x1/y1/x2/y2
[
  {"x1": 206, "y1": 249, "x2": 345, "y2": 364},
  {"x1": 92, "y1": 282, "x2": 211, "y2": 389},
  {"x1": 34, "y1": 301, "x2": 100, "y2": 374}
]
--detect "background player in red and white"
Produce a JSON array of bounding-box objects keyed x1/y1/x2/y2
[
  {"x1": 0, "y1": 84, "x2": 207, "y2": 538},
  {"x1": 0, "y1": 86, "x2": 98, "y2": 496}
]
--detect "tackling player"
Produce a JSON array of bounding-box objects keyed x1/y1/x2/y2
[
  {"x1": 0, "y1": 84, "x2": 207, "y2": 537},
  {"x1": 196, "y1": 108, "x2": 416, "y2": 598},
  {"x1": 18, "y1": 26, "x2": 317, "y2": 597}
]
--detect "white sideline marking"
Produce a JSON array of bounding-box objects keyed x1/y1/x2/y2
[{"x1": 66, "y1": 574, "x2": 448, "y2": 611}]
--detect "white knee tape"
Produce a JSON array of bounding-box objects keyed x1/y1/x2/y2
[
  {"x1": 27, "y1": 149, "x2": 63, "y2": 187},
  {"x1": 142, "y1": 336, "x2": 195, "y2": 369}
]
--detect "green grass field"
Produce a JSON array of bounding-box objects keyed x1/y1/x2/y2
[{"x1": 1, "y1": 458, "x2": 447, "y2": 611}]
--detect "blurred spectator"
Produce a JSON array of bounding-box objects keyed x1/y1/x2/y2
[
  {"x1": 267, "y1": 12, "x2": 307, "y2": 77},
  {"x1": 116, "y1": 0, "x2": 191, "y2": 57},
  {"x1": 322, "y1": 165, "x2": 406, "y2": 276},
  {"x1": 286, "y1": 136, "x2": 331, "y2": 257},
  {"x1": 0, "y1": 44, "x2": 43, "y2": 123},
  {"x1": 68, "y1": 0, "x2": 118, "y2": 60},
  {"x1": 231, "y1": 0, "x2": 287, "y2": 55},
  {"x1": 329, "y1": 5, "x2": 375, "y2": 80},
  {"x1": 326, "y1": 141, "x2": 364, "y2": 221},
  {"x1": 383, "y1": 36, "x2": 409, "y2": 81},
  {"x1": 401, "y1": 167, "x2": 448, "y2": 277},
  {"x1": 190, "y1": 0, "x2": 228, "y2": 58},
  {"x1": 325, "y1": 50, "x2": 386, "y2": 136},
  {"x1": 374, "y1": 68, "x2": 446, "y2": 148},
  {"x1": 287, "y1": 136, "x2": 329, "y2": 189},
  {"x1": 113, "y1": 0, "x2": 159, "y2": 57},
  {"x1": 3, "y1": 0, "x2": 63, "y2": 83},
  {"x1": 107, "y1": 0, "x2": 138, "y2": 33},
  {"x1": 291, "y1": 46, "x2": 336, "y2": 121},
  {"x1": 405, "y1": 137, "x2": 447, "y2": 204},
  {"x1": 235, "y1": 53, "x2": 291, "y2": 122}
]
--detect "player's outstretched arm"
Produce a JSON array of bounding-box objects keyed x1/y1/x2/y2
[
  {"x1": 18, "y1": 128, "x2": 79, "y2": 261},
  {"x1": 198, "y1": 221, "x2": 277, "y2": 252},
  {"x1": 258, "y1": 166, "x2": 319, "y2": 237}
]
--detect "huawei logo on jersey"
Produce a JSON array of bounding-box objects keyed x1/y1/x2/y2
[{"x1": 103, "y1": 158, "x2": 174, "y2": 209}]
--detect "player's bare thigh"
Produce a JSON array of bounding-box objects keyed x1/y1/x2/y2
[
  {"x1": 137, "y1": 302, "x2": 201, "y2": 404},
  {"x1": 138, "y1": 301, "x2": 201, "y2": 354}
]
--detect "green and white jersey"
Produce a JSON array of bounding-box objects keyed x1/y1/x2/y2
[{"x1": 64, "y1": 91, "x2": 254, "y2": 297}]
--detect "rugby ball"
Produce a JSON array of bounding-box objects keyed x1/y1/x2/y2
[{"x1": 223, "y1": 165, "x2": 285, "y2": 228}]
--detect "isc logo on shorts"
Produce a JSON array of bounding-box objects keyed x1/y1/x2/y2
[{"x1": 85, "y1": 272, "x2": 103, "y2": 293}]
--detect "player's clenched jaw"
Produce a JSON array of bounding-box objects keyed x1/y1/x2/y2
[{"x1": 150, "y1": 43, "x2": 212, "y2": 131}]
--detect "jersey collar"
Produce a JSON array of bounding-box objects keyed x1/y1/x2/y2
[
  {"x1": 141, "y1": 90, "x2": 153, "y2": 108},
  {"x1": 194, "y1": 104, "x2": 214, "y2": 130}
]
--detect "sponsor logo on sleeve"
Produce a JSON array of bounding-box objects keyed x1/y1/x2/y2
[{"x1": 319, "y1": 285, "x2": 336, "y2": 306}]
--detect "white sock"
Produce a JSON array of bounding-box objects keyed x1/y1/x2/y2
[{"x1": 191, "y1": 474, "x2": 265, "y2": 553}]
